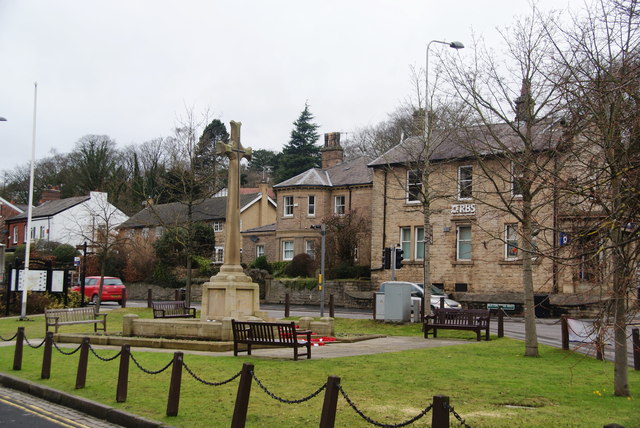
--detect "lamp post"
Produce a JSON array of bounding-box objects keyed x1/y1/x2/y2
[{"x1": 425, "y1": 40, "x2": 464, "y2": 130}]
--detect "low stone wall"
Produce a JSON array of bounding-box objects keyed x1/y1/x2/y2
[
  {"x1": 264, "y1": 279, "x2": 374, "y2": 309},
  {"x1": 126, "y1": 282, "x2": 204, "y2": 302}
]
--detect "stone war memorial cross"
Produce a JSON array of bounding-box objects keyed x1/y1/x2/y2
[{"x1": 201, "y1": 121, "x2": 267, "y2": 321}]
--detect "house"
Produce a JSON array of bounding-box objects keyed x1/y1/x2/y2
[
  {"x1": 4, "y1": 191, "x2": 128, "y2": 250},
  {"x1": 119, "y1": 184, "x2": 276, "y2": 263},
  {"x1": 247, "y1": 132, "x2": 373, "y2": 266},
  {"x1": 366, "y1": 121, "x2": 598, "y2": 310},
  {"x1": 0, "y1": 196, "x2": 24, "y2": 245}
]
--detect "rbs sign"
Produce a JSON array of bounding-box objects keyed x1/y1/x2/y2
[{"x1": 451, "y1": 204, "x2": 476, "y2": 215}]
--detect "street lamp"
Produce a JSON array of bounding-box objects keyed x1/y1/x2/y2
[{"x1": 425, "y1": 40, "x2": 464, "y2": 129}]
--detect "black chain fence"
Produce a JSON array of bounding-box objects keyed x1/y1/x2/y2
[
  {"x1": 338, "y1": 384, "x2": 434, "y2": 428},
  {"x1": 0, "y1": 332, "x2": 18, "y2": 341},
  {"x1": 182, "y1": 361, "x2": 242, "y2": 386},
  {"x1": 24, "y1": 335, "x2": 46, "y2": 349},
  {"x1": 88, "y1": 344, "x2": 122, "y2": 362},
  {"x1": 251, "y1": 370, "x2": 327, "y2": 404},
  {"x1": 444, "y1": 402, "x2": 472, "y2": 427},
  {"x1": 52, "y1": 341, "x2": 82, "y2": 356},
  {"x1": 130, "y1": 353, "x2": 174, "y2": 375}
]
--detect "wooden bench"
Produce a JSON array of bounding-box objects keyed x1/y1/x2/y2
[
  {"x1": 231, "y1": 320, "x2": 312, "y2": 361},
  {"x1": 45, "y1": 307, "x2": 107, "y2": 333},
  {"x1": 424, "y1": 308, "x2": 490, "y2": 341},
  {"x1": 152, "y1": 301, "x2": 196, "y2": 319}
]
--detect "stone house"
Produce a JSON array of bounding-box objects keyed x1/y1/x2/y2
[
  {"x1": 367, "y1": 122, "x2": 607, "y2": 311},
  {"x1": 120, "y1": 184, "x2": 276, "y2": 263},
  {"x1": 243, "y1": 132, "x2": 373, "y2": 267}
]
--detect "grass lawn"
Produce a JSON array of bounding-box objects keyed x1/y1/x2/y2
[{"x1": 0, "y1": 309, "x2": 638, "y2": 427}]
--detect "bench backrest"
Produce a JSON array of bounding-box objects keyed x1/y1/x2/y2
[
  {"x1": 152, "y1": 301, "x2": 188, "y2": 316},
  {"x1": 432, "y1": 309, "x2": 490, "y2": 326},
  {"x1": 232, "y1": 320, "x2": 298, "y2": 344},
  {"x1": 45, "y1": 307, "x2": 96, "y2": 322}
]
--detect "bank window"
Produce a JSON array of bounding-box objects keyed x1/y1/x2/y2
[
  {"x1": 283, "y1": 196, "x2": 294, "y2": 216},
  {"x1": 458, "y1": 166, "x2": 473, "y2": 200},
  {"x1": 407, "y1": 170, "x2": 422, "y2": 203},
  {"x1": 334, "y1": 195, "x2": 345, "y2": 215},
  {"x1": 282, "y1": 240, "x2": 294, "y2": 260},
  {"x1": 456, "y1": 226, "x2": 472, "y2": 260},
  {"x1": 256, "y1": 245, "x2": 265, "y2": 258},
  {"x1": 415, "y1": 227, "x2": 425, "y2": 260},
  {"x1": 305, "y1": 240, "x2": 315, "y2": 258},
  {"x1": 213, "y1": 220, "x2": 224, "y2": 232},
  {"x1": 512, "y1": 162, "x2": 524, "y2": 197},
  {"x1": 400, "y1": 227, "x2": 411, "y2": 259},
  {"x1": 308, "y1": 195, "x2": 316, "y2": 216},
  {"x1": 505, "y1": 224, "x2": 519, "y2": 259}
]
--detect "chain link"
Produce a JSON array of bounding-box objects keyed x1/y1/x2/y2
[
  {"x1": 52, "y1": 341, "x2": 83, "y2": 356},
  {"x1": 24, "y1": 336, "x2": 46, "y2": 349},
  {"x1": 182, "y1": 361, "x2": 242, "y2": 386},
  {"x1": 130, "y1": 353, "x2": 174, "y2": 375},
  {"x1": 251, "y1": 371, "x2": 326, "y2": 404},
  {"x1": 338, "y1": 384, "x2": 433, "y2": 428},
  {"x1": 0, "y1": 332, "x2": 18, "y2": 342},
  {"x1": 443, "y1": 402, "x2": 471, "y2": 428},
  {"x1": 88, "y1": 344, "x2": 122, "y2": 362}
]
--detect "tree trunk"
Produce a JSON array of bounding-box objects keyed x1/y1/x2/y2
[
  {"x1": 522, "y1": 199, "x2": 539, "y2": 357},
  {"x1": 185, "y1": 255, "x2": 192, "y2": 306},
  {"x1": 95, "y1": 263, "x2": 105, "y2": 314},
  {"x1": 612, "y1": 234, "x2": 629, "y2": 396},
  {"x1": 423, "y1": 207, "x2": 432, "y2": 317}
]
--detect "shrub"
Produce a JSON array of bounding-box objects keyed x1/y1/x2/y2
[
  {"x1": 271, "y1": 261, "x2": 290, "y2": 278},
  {"x1": 52, "y1": 244, "x2": 78, "y2": 264},
  {"x1": 326, "y1": 263, "x2": 371, "y2": 280},
  {"x1": 284, "y1": 253, "x2": 317, "y2": 278},
  {"x1": 249, "y1": 256, "x2": 272, "y2": 273},
  {"x1": 192, "y1": 255, "x2": 215, "y2": 276},
  {"x1": 280, "y1": 277, "x2": 318, "y2": 290}
]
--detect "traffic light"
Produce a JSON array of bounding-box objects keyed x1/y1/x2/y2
[
  {"x1": 395, "y1": 248, "x2": 404, "y2": 269},
  {"x1": 383, "y1": 247, "x2": 391, "y2": 269}
]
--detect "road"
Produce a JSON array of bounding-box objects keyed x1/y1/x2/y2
[{"x1": 123, "y1": 300, "x2": 638, "y2": 366}]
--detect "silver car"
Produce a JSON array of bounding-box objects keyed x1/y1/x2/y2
[{"x1": 378, "y1": 281, "x2": 461, "y2": 310}]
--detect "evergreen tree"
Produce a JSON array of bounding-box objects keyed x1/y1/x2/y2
[{"x1": 275, "y1": 103, "x2": 321, "y2": 183}]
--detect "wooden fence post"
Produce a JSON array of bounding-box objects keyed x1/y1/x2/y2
[
  {"x1": 561, "y1": 315, "x2": 569, "y2": 350},
  {"x1": 41, "y1": 332, "x2": 54, "y2": 379},
  {"x1": 498, "y1": 311, "x2": 504, "y2": 338},
  {"x1": 13, "y1": 327, "x2": 24, "y2": 371},
  {"x1": 231, "y1": 363, "x2": 254, "y2": 428},
  {"x1": 284, "y1": 293, "x2": 290, "y2": 318},
  {"x1": 75, "y1": 337, "x2": 90, "y2": 389},
  {"x1": 632, "y1": 328, "x2": 639, "y2": 371},
  {"x1": 329, "y1": 294, "x2": 335, "y2": 318},
  {"x1": 147, "y1": 288, "x2": 152, "y2": 308},
  {"x1": 116, "y1": 344, "x2": 131, "y2": 403},
  {"x1": 319, "y1": 375, "x2": 341, "y2": 428},
  {"x1": 431, "y1": 395, "x2": 450, "y2": 428},
  {"x1": 166, "y1": 352, "x2": 183, "y2": 416}
]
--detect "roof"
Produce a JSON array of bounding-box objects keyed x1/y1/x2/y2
[
  {"x1": 274, "y1": 157, "x2": 372, "y2": 188},
  {"x1": 241, "y1": 223, "x2": 277, "y2": 234},
  {"x1": 8, "y1": 196, "x2": 90, "y2": 221},
  {"x1": 368, "y1": 121, "x2": 563, "y2": 167},
  {"x1": 119, "y1": 193, "x2": 263, "y2": 229},
  {"x1": 0, "y1": 197, "x2": 24, "y2": 214}
]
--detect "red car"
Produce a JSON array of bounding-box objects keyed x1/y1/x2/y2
[{"x1": 71, "y1": 276, "x2": 127, "y2": 305}]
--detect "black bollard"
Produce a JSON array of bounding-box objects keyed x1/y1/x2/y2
[
  {"x1": 284, "y1": 293, "x2": 290, "y2": 318},
  {"x1": 147, "y1": 288, "x2": 152, "y2": 309},
  {"x1": 231, "y1": 363, "x2": 254, "y2": 428},
  {"x1": 116, "y1": 344, "x2": 131, "y2": 403},
  {"x1": 319, "y1": 376, "x2": 341, "y2": 428},
  {"x1": 431, "y1": 395, "x2": 450, "y2": 428},
  {"x1": 166, "y1": 352, "x2": 184, "y2": 416},
  {"x1": 329, "y1": 294, "x2": 335, "y2": 318},
  {"x1": 41, "y1": 332, "x2": 54, "y2": 379},
  {"x1": 75, "y1": 338, "x2": 90, "y2": 389},
  {"x1": 632, "y1": 328, "x2": 639, "y2": 371},
  {"x1": 13, "y1": 327, "x2": 24, "y2": 371},
  {"x1": 561, "y1": 315, "x2": 569, "y2": 350}
]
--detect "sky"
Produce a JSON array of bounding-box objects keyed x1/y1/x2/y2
[{"x1": 0, "y1": 0, "x2": 579, "y2": 174}]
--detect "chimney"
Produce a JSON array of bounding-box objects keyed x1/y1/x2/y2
[
  {"x1": 412, "y1": 108, "x2": 426, "y2": 136},
  {"x1": 514, "y1": 79, "x2": 534, "y2": 123},
  {"x1": 39, "y1": 186, "x2": 61, "y2": 204},
  {"x1": 321, "y1": 132, "x2": 344, "y2": 169},
  {"x1": 258, "y1": 181, "x2": 270, "y2": 225}
]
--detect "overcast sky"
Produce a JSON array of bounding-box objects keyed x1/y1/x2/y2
[{"x1": 0, "y1": 0, "x2": 578, "y2": 174}]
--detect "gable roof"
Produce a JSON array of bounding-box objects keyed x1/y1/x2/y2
[
  {"x1": 7, "y1": 196, "x2": 90, "y2": 221},
  {"x1": 119, "y1": 193, "x2": 263, "y2": 229},
  {"x1": 0, "y1": 197, "x2": 24, "y2": 215},
  {"x1": 274, "y1": 157, "x2": 373, "y2": 189},
  {"x1": 241, "y1": 222, "x2": 277, "y2": 234},
  {"x1": 368, "y1": 121, "x2": 563, "y2": 167}
]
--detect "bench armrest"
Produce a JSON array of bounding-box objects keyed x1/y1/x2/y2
[
  {"x1": 95, "y1": 313, "x2": 108, "y2": 319},
  {"x1": 45, "y1": 315, "x2": 59, "y2": 323}
]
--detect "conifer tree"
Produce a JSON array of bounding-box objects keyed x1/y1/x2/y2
[{"x1": 276, "y1": 102, "x2": 321, "y2": 183}]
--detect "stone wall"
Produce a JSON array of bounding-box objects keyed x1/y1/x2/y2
[{"x1": 264, "y1": 279, "x2": 375, "y2": 309}]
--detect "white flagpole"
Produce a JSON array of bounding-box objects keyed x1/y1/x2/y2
[{"x1": 20, "y1": 82, "x2": 38, "y2": 320}]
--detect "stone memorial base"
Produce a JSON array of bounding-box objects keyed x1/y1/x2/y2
[{"x1": 201, "y1": 264, "x2": 267, "y2": 321}]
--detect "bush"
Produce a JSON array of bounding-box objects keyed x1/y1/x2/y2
[
  {"x1": 280, "y1": 277, "x2": 318, "y2": 290},
  {"x1": 52, "y1": 244, "x2": 78, "y2": 264},
  {"x1": 0, "y1": 291, "x2": 82, "y2": 316},
  {"x1": 151, "y1": 263, "x2": 181, "y2": 287},
  {"x1": 192, "y1": 255, "x2": 215, "y2": 276},
  {"x1": 326, "y1": 263, "x2": 371, "y2": 280},
  {"x1": 249, "y1": 256, "x2": 272, "y2": 273},
  {"x1": 271, "y1": 261, "x2": 290, "y2": 278},
  {"x1": 284, "y1": 253, "x2": 317, "y2": 278}
]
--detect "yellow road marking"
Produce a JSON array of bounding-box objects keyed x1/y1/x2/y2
[{"x1": 0, "y1": 394, "x2": 91, "y2": 428}]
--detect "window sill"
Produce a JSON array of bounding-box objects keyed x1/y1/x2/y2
[{"x1": 452, "y1": 261, "x2": 473, "y2": 266}]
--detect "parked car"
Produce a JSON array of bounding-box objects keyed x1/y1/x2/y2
[
  {"x1": 378, "y1": 281, "x2": 461, "y2": 310},
  {"x1": 70, "y1": 276, "x2": 127, "y2": 305}
]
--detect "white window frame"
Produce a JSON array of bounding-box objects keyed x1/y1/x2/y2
[
  {"x1": 13, "y1": 226, "x2": 18, "y2": 244},
  {"x1": 305, "y1": 240, "x2": 315, "y2": 258},
  {"x1": 407, "y1": 170, "x2": 422, "y2": 203},
  {"x1": 213, "y1": 220, "x2": 224, "y2": 232},
  {"x1": 256, "y1": 244, "x2": 265, "y2": 258},
  {"x1": 307, "y1": 195, "x2": 316, "y2": 217},
  {"x1": 415, "y1": 227, "x2": 425, "y2": 260},
  {"x1": 456, "y1": 225, "x2": 472, "y2": 261},
  {"x1": 214, "y1": 246, "x2": 224, "y2": 264},
  {"x1": 505, "y1": 224, "x2": 519, "y2": 259},
  {"x1": 400, "y1": 227, "x2": 411, "y2": 260},
  {"x1": 282, "y1": 240, "x2": 294, "y2": 261},
  {"x1": 39, "y1": 226, "x2": 45, "y2": 239},
  {"x1": 334, "y1": 195, "x2": 345, "y2": 215},
  {"x1": 458, "y1": 165, "x2": 473, "y2": 200},
  {"x1": 30, "y1": 227, "x2": 36, "y2": 240},
  {"x1": 23, "y1": 225, "x2": 27, "y2": 243},
  {"x1": 283, "y1": 196, "x2": 294, "y2": 217}
]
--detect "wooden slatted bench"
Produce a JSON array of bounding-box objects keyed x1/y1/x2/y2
[
  {"x1": 424, "y1": 308, "x2": 491, "y2": 341},
  {"x1": 231, "y1": 320, "x2": 312, "y2": 361},
  {"x1": 152, "y1": 301, "x2": 196, "y2": 319},
  {"x1": 45, "y1": 307, "x2": 107, "y2": 333}
]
